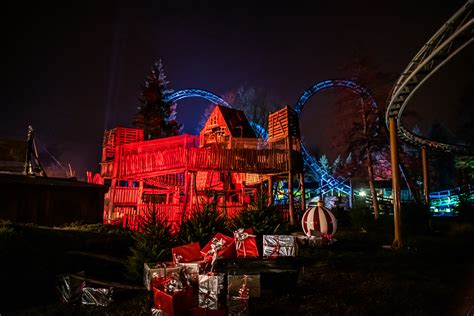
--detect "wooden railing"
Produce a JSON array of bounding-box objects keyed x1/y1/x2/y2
[
  {"x1": 117, "y1": 147, "x2": 301, "y2": 179},
  {"x1": 217, "y1": 205, "x2": 247, "y2": 219},
  {"x1": 109, "y1": 187, "x2": 140, "y2": 205}
]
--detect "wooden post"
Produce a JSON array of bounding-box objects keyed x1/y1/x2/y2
[
  {"x1": 107, "y1": 146, "x2": 122, "y2": 224},
  {"x1": 240, "y1": 181, "x2": 245, "y2": 205},
  {"x1": 138, "y1": 181, "x2": 144, "y2": 204},
  {"x1": 389, "y1": 117, "x2": 404, "y2": 248},
  {"x1": 267, "y1": 176, "x2": 273, "y2": 206},
  {"x1": 299, "y1": 173, "x2": 306, "y2": 213},
  {"x1": 181, "y1": 170, "x2": 190, "y2": 222},
  {"x1": 421, "y1": 146, "x2": 430, "y2": 205},
  {"x1": 287, "y1": 134, "x2": 295, "y2": 225},
  {"x1": 190, "y1": 172, "x2": 197, "y2": 210}
]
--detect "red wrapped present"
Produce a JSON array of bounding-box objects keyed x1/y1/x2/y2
[
  {"x1": 200, "y1": 233, "x2": 236, "y2": 262},
  {"x1": 191, "y1": 307, "x2": 227, "y2": 316},
  {"x1": 153, "y1": 286, "x2": 197, "y2": 315},
  {"x1": 233, "y1": 228, "x2": 259, "y2": 258},
  {"x1": 172, "y1": 242, "x2": 202, "y2": 263}
]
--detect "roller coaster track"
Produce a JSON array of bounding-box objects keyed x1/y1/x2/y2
[
  {"x1": 386, "y1": 0, "x2": 474, "y2": 154},
  {"x1": 165, "y1": 89, "x2": 230, "y2": 107},
  {"x1": 165, "y1": 80, "x2": 381, "y2": 196},
  {"x1": 294, "y1": 80, "x2": 381, "y2": 195}
]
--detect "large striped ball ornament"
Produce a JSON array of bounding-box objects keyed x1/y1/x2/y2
[{"x1": 301, "y1": 202, "x2": 337, "y2": 237}]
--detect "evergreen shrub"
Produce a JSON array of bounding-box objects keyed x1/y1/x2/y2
[
  {"x1": 126, "y1": 205, "x2": 175, "y2": 282},
  {"x1": 232, "y1": 191, "x2": 287, "y2": 235},
  {"x1": 177, "y1": 201, "x2": 228, "y2": 247}
]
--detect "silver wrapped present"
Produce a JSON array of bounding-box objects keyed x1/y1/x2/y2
[
  {"x1": 151, "y1": 307, "x2": 165, "y2": 316},
  {"x1": 81, "y1": 287, "x2": 113, "y2": 306},
  {"x1": 144, "y1": 262, "x2": 182, "y2": 291},
  {"x1": 56, "y1": 275, "x2": 85, "y2": 303},
  {"x1": 263, "y1": 235, "x2": 298, "y2": 257},
  {"x1": 198, "y1": 273, "x2": 225, "y2": 309},
  {"x1": 179, "y1": 261, "x2": 203, "y2": 285},
  {"x1": 227, "y1": 274, "x2": 260, "y2": 298}
]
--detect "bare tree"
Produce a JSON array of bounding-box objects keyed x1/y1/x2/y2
[{"x1": 332, "y1": 55, "x2": 394, "y2": 220}]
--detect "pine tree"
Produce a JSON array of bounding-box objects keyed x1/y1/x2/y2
[
  {"x1": 125, "y1": 204, "x2": 175, "y2": 282},
  {"x1": 319, "y1": 155, "x2": 330, "y2": 173},
  {"x1": 133, "y1": 60, "x2": 182, "y2": 139}
]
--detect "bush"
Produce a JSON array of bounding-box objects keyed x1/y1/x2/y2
[
  {"x1": 232, "y1": 191, "x2": 287, "y2": 235},
  {"x1": 349, "y1": 206, "x2": 373, "y2": 231},
  {"x1": 349, "y1": 205, "x2": 394, "y2": 235},
  {"x1": 448, "y1": 222, "x2": 474, "y2": 236},
  {"x1": 125, "y1": 205, "x2": 175, "y2": 282},
  {"x1": 332, "y1": 206, "x2": 352, "y2": 228},
  {"x1": 403, "y1": 202, "x2": 431, "y2": 235},
  {"x1": 177, "y1": 202, "x2": 229, "y2": 247},
  {"x1": 0, "y1": 225, "x2": 17, "y2": 250},
  {"x1": 455, "y1": 195, "x2": 474, "y2": 224},
  {"x1": 59, "y1": 222, "x2": 131, "y2": 235}
]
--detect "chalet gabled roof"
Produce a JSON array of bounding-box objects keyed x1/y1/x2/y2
[{"x1": 216, "y1": 105, "x2": 256, "y2": 138}]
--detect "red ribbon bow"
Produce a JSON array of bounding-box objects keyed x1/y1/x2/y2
[
  {"x1": 204, "y1": 238, "x2": 226, "y2": 271},
  {"x1": 268, "y1": 238, "x2": 281, "y2": 259}
]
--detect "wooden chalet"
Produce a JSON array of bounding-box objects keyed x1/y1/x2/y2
[
  {"x1": 200, "y1": 105, "x2": 256, "y2": 148},
  {"x1": 100, "y1": 105, "x2": 304, "y2": 229}
]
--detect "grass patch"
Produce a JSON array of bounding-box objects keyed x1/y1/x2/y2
[{"x1": 1, "y1": 218, "x2": 473, "y2": 315}]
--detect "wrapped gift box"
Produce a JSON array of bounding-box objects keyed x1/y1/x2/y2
[
  {"x1": 198, "y1": 273, "x2": 225, "y2": 310},
  {"x1": 56, "y1": 274, "x2": 85, "y2": 303},
  {"x1": 172, "y1": 242, "x2": 202, "y2": 263},
  {"x1": 81, "y1": 287, "x2": 113, "y2": 307},
  {"x1": 151, "y1": 307, "x2": 165, "y2": 316},
  {"x1": 262, "y1": 235, "x2": 298, "y2": 258},
  {"x1": 200, "y1": 233, "x2": 236, "y2": 262},
  {"x1": 227, "y1": 274, "x2": 260, "y2": 298},
  {"x1": 153, "y1": 286, "x2": 196, "y2": 315},
  {"x1": 233, "y1": 228, "x2": 259, "y2": 258},
  {"x1": 227, "y1": 296, "x2": 249, "y2": 316},
  {"x1": 144, "y1": 262, "x2": 182, "y2": 291},
  {"x1": 179, "y1": 261, "x2": 205, "y2": 286}
]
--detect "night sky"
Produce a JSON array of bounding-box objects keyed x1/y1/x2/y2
[{"x1": 2, "y1": 0, "x2": 472, "y2": 178}]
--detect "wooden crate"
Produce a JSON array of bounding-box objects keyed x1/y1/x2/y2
[
  {"x1": 102, "y1": 127, "x2": 144, "y2": 161},
  {"x1": 268, "y1": 106, "x2": 300, "y2": 143}
]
